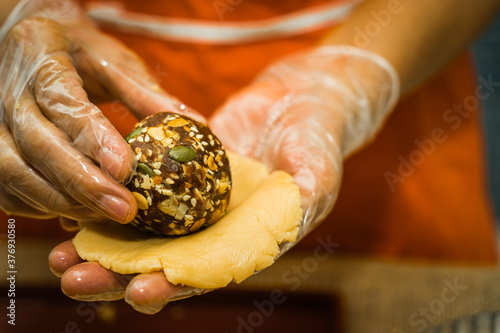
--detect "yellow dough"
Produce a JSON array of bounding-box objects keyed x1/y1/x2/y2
[{"x1": 73, "y1": 152, "x2": 302, "y2": 289}]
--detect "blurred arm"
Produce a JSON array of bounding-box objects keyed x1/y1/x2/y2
[{"x1": 322, "y1": 0, "x2": 500, "y2": 94}]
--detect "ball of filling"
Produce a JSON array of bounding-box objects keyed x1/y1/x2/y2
[{"x1": 125, "y1": 112, "x2": 232, "y2": 236}]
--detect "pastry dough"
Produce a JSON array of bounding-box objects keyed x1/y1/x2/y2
[{"x1": 73, "y1": 153, "x2": 302, "y2": 289}]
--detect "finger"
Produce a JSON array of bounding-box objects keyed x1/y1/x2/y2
[
  {"x1": 0, "y1": 185, "x2": 56, "y2": 219},
  {"x1": 1, "y1": 18, "x2": 137, "y2": 222},
  {"x1": 61, "y1": 262, "x2": 133, "y2": 301},
  {"x1": 33, "y1": 53, "x2": 136, "y2": 183},
  {"x1": 0, "y1": 122, "x2": 104, "y2": 221},
  {"x1": 7, "y1": 88, "x2": 137, "y2": 223},
  {"x1": 48, "y1": 240, "x2": 84, "y2": 277},
  {"x1": 69, "y1": 31, "x2": 206, "y2": 123},
  {"x1": 104, "y1": 59, "x2": 206, "y2": 124},
  {"x1": 124, "y1": 272, "x2": 183, "y2": 314},
  {"x1": 265, "y1": 106, "x2": 343, "y2": 222}
]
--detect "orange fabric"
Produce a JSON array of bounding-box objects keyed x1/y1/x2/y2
[{"x1": 6, "y1": 0, "x2": 497, "y2": 264}]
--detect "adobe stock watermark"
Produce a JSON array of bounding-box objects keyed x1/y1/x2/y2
[
  {"x1": 6, "y1": 218, "x2": 16, "y2": 326},
  {"x1": 49, "y1": 301, "x2": 116, "y2": 333},
  {"x1": 409, "y1": 277, "x2": 468, "y2": 332},
  {"x1": 213, "y1": 0, "x2": 243, "y2": 21},
  {"x1": 384, "y1": 74, "x2": 500, "y2": 192},
  {"x1": 49, "y1": 275, "x2": 127, "y2": 333},
  {"x1": 228, "y1": 235, "x2": 340, "y2": 333},
  {"x1": 353, "y1": 0, "x2": 407, "y2": 48}
]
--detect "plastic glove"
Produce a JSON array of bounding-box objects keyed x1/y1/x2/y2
[
  {"x1": 0, "y1": 0, "x2": 200, "y2": 223},
  {"x1": 211, "y1": 45, "x2": 400, "y2": 241},
  {"x1": 48, "y1": 45, "x2": 399, "y2": 314}
]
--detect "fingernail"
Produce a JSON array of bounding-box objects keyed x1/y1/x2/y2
[
  {"x1": 98, "y1": 148, "x2": 131, "y2": 182},
  {"x1": 98, "y1": 195, "x2": 132, "y2": 223}
]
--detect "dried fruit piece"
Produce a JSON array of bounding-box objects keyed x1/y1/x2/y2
[{"x1": 167, "y1": 118, "x2": 189, "y2": 127}]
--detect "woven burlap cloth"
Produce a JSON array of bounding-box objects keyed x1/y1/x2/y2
[
  {"x1": 234, "y1": 249, "x2": 500, "y2": 333},
  {"x1": 3, "y1": 239, "x2": 499, "y2": 332}
]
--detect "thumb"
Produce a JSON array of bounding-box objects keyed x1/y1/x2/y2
[{"x1": 258, "y1": 100, "x2": 344, "y2": 225}]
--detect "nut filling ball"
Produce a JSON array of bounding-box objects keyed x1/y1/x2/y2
[{"x1": 125, "y1": 112, "x2": 232, "y2": 236}]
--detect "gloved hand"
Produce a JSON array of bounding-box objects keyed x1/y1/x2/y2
[
  {"x1": 211, "y1": 45, "x2": 400, "y2": 241},
  {"x1": 48, "y1": 45, "x2": 400, "y2": 314},
  {"x1": 0, "y1": 0, "x2": 200, "y2": 223}
]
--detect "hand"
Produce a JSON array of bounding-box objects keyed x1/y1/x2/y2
[
  {"x1": 210, "y1": 45, "x2": 400, "y2": 240},
  {"x1": 48, "y1": 45, "x2": 399, "y2": 314},
  {"x1": 49, "y1": 239, "x2": 192, "y2": 314},
  {"x1": 0, "y1": 0, "x2": 201, "y2": 223}
]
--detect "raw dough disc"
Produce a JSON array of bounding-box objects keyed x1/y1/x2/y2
[{"x1": 73, "y1": 152, "x2": 302, "y2": 289}]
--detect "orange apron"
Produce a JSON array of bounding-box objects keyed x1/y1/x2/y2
[{"x1": 7, "y1": 0, "x2": 498, "y2": 264}]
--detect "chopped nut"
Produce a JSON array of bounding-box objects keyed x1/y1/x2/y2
[
  {"x1": 147, "y1": 126, "x2": 166, "y2": 141},
  {"x1": 174, "y1": 203, "x2": 189, "y2": 220},
  {"x1": 132, "y1": 192, "x2": 149, "y2": 210},
  {"x1": 161, "y1": 189, "x2": 173, "y2": 196},
  {"x1": 159, "y1": 199, "x2": 178, "y2": 217},
  {"x1": 140, "y1": 174, "x2": 152, "y2": 190},
  {"x1": 207, "y1": 155, "x2": 217, "y2": 171},
  {"x1": 189, "y1": 219, "x2": 206, "y2": 232}
]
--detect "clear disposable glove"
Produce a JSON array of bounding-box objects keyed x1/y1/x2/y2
[
  {"x1": 0, "y1": 0, "x2": 200, "y2": 223},
  {"x1": 48, "y1": 45, "x2": 400, "y2": 314}
]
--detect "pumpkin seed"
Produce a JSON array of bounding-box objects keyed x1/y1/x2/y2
[
  {"x1": 137, "y1": 163, "x2": 154, "y2": 177},
  {"x1": 169, "y1": 146, "x2": 196, "y2": 163},
  {"x1": 124, "y1": 127, "x2": 144, "y2": 142}
]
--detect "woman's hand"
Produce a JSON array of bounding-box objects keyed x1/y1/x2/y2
[
  {"x1": 48, "y1": 45, "x2": 399, "y2": 315},
  {"x1": 0, "y1": 0, "x2": 201, "y2": 223},
  {"x1": 210, "y1": 46, "x2": 400, "y2": 240}
]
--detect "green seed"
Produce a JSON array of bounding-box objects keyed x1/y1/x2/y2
[
  {"x1": 137, "y1": 163, "x2": 154, "y2": 177},
  {"x1": 169, "y1": 146, "x2": 196, "y2": 163},
  {"x1": 125, "y1": 127, "x2": 144, "y2": 142}
]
